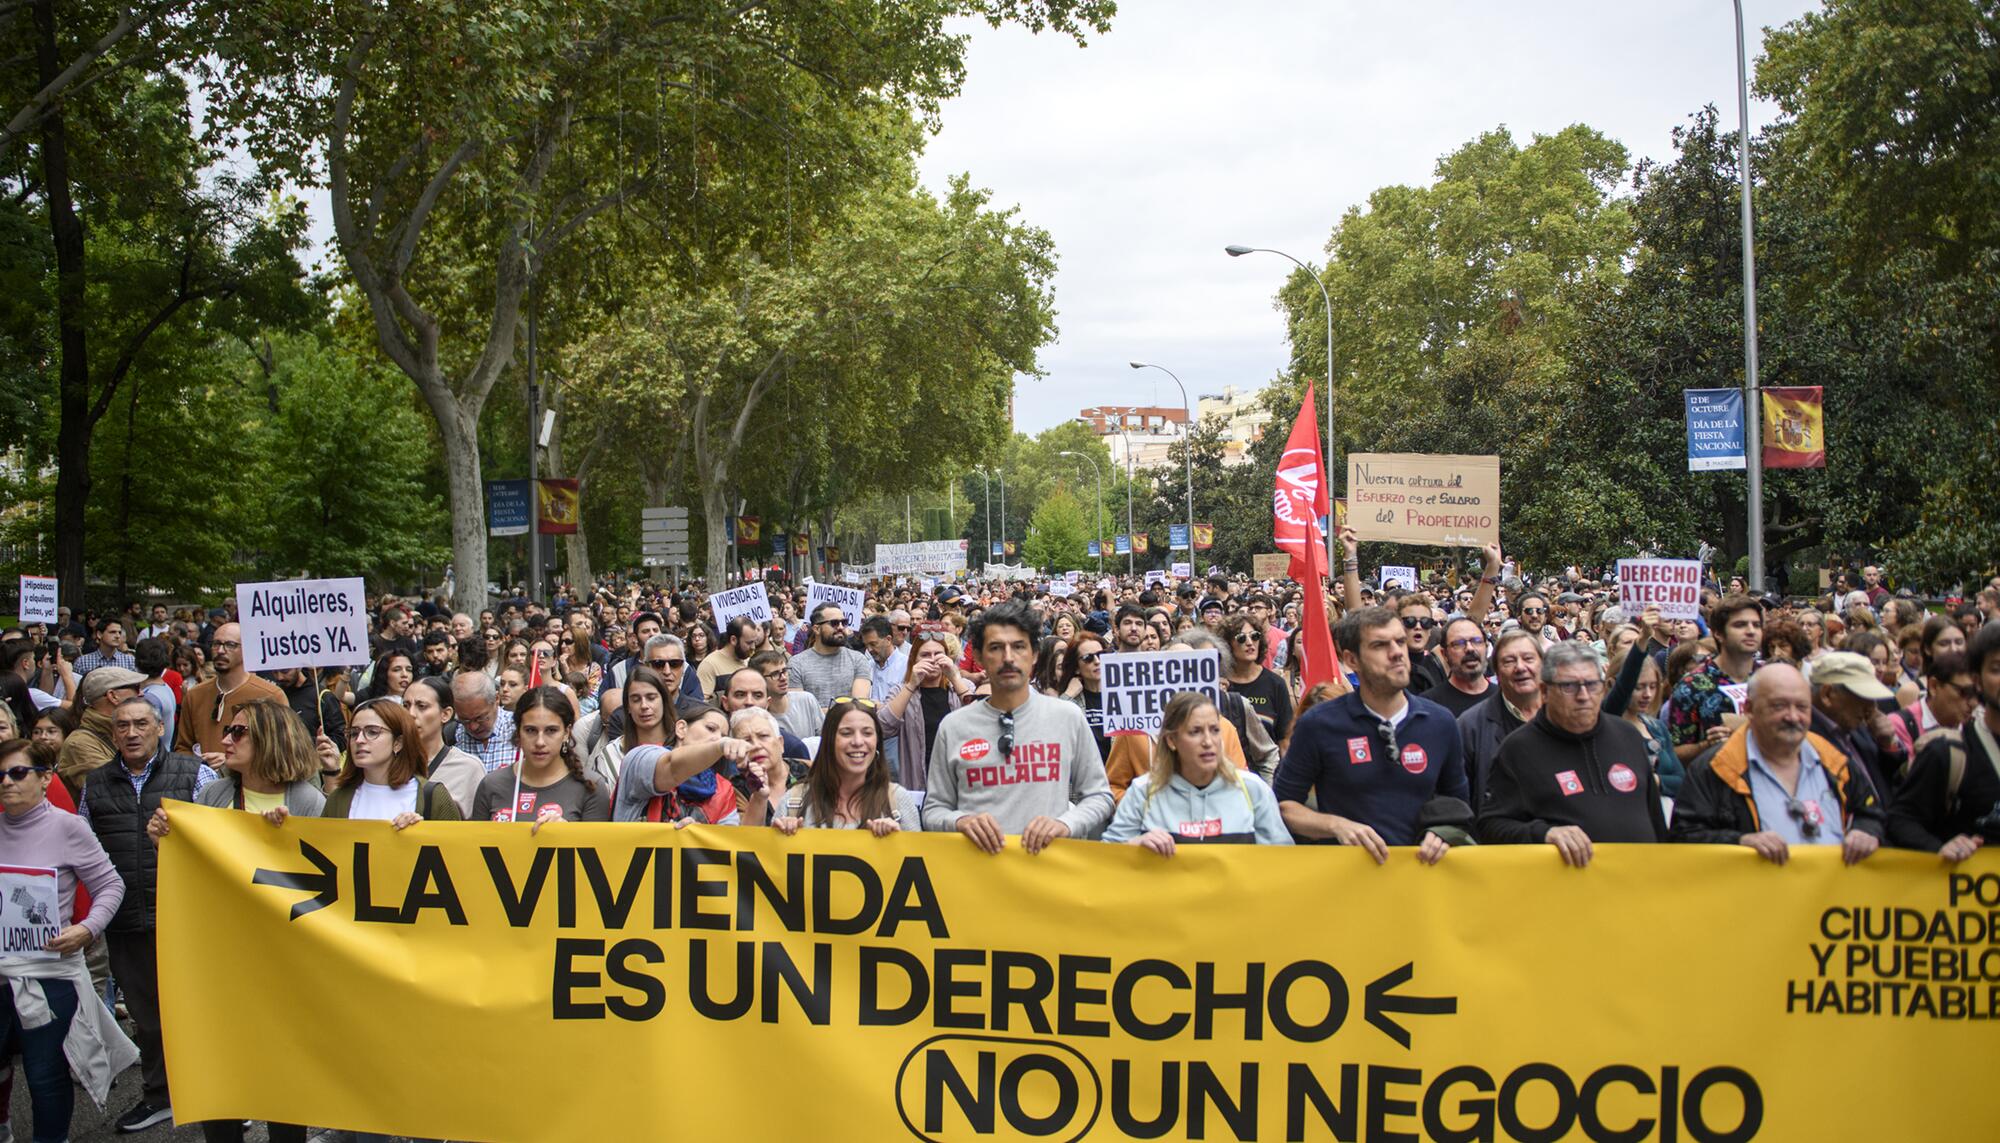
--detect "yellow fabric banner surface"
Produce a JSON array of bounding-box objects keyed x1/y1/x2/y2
[{"x1": 157, "y1": 803, "x2": 2000, "y2": 1141}]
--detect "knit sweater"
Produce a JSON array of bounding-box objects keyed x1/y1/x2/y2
[{"x1": 0, "y1": 801, "x2": 125, "y2": 939}]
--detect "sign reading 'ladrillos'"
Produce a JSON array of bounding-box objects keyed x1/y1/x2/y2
[{"x1": 235, "y1": 578, "x2": 368, "y2": 671}]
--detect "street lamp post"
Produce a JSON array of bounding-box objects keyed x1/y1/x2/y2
[
  {"x1": 1128, "y1": 362, "x2": 1196, "y2": 574},
  {"x1": 1082, "y1": 411, "x2": 1139, "y2": 575},
  {"x1": 975, "y1": 468, "x2": 992, "y2": 568},
  {"x1": 1059, "y1": 450, "x2": 1104, "y2": 573},
  {"x1": 1227, "y1": 244, "x2": 1339, "y2": 572},
  {"x1": 1732, "y1": 0, "x2": 1765, "y2": 593}
]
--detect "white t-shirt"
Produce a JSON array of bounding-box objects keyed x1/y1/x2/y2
[{"x1": 348, "y1": 779, "x2": 421, "y2": 821}]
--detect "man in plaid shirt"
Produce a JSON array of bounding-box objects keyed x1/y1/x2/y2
[{"x1": 73, "y1": 617, "x2": 136, "y2": 679}]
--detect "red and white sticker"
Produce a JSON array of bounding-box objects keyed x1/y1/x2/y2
[
  {"x1": 1801, "y1": 800, "x2": 1825, "y2": 828},
  {"x1": 959, "y1": 738, "x2": 991, "y2": 762},
  {"x1": 1176, "y1": 819, "x2": 1223, "y2": 839},
  {"x1": 1556, "y1": 770, "x2": 1584, "y2": 797},
  {"x1": 516, "y1": 792, "x2": 539, "y2": 816},
  {"x1": 536, "y1": 803, "x2": 565, "y2": 824},
  {"x1": 1347, "y1": 736, "x2": 1373, "y2": 765},
  {"x1": 1400, "y1": 743, "x2": 1428, "y2": 775},
  {"x1": 1607, "y1": 764, "x2": 1638, "y2": 793}
]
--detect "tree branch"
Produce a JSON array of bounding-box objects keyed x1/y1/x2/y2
[{"x1": 0, "y1": 0, "x2": 190, "y2": 162}]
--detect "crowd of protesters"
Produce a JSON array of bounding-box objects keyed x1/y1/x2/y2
[{"x1": 0, "y1": 539, "x2": 1995, "y2": 1139}]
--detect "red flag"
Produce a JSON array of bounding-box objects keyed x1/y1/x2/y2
[{"x1": 1273, "y1": 384, "x2": 1341, "y2": 695}]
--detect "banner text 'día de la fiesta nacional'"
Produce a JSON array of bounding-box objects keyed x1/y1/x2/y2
[{"x1": 157, "y1": 804, "x2": 2000, "y2": 1141}]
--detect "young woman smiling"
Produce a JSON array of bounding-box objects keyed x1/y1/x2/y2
[{"x1": 773, "y1": 700, "x2": 917, "y2": 835}]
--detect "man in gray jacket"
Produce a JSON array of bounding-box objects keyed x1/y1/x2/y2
[{"x1": 922, "y1": 600, "x2": 1113, "y2": 852}]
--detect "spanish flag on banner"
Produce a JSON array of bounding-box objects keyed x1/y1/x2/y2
[
  {"x1": 1132, "y1": 533, "x2": 1150, "y2": 555},
  {"x1": 1762, "y1": 386, "x2": 1825, "y2": 469},
  {"x1": 535, "y1": 479, "x2": 579, "y2": 534},
  {"x1": 735, "y1": 516, "x2": 761, "y2": 545},
  {"x1": 1192, "y1": 523, "x2": 1214, "y2": 550}
]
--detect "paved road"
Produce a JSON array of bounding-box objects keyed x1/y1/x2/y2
[{"x1": 7, "y1": 1066, "x2": 209, "y2": 1142}]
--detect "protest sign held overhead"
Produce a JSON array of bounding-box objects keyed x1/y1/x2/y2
[
  {"x1": 1617, "y1": 558, "x2": 1704, "y2": 621},
  {"x1": 708, "y1": 582, "x2": 771, "y2": 629},
  {"x1": 1379, "y1": 565, "x2": 1418, "y2": 590},
  {"x1": 805, "y1": 580, "x2": 865, "y2": 630},
  {"x1": 235, "y1": 577, "x2": 368, "y2": 671},
  {"x1": 1347, "y1": 453, "x2": 1500, "y2": 547},
  {"x1": 17, "y1": 576, "x2": 56, "y2": 624},
  {"x1": 1099, "y1": 648, "x2": 1223, "y2": 736}
]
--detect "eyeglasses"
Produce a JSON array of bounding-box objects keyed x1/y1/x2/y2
[
  {"x1": 1942, "y1": 681, "x2": 1979, "y2": 701},
  {"x1": 1447, "y1": 636, "x2": 1487, "y2": 650},
  {"x1": 1550, "y1": 679, "x2": 1606, "y2": 697},
  {"x1": 831, "y1": 696, "x2": 879, "y2": 711},
  {"x1": 1520, "y1": 608, "x2": 1547, "y2": 617},
  {"x1": 347, "y1": 725, "x2": 390, "y2": 743},
  {"x1": 893, "y1": 625, "x2": 912, "y2": 633},
  {"x1": 212, "y1": 640, "x2": 242, "y2": 651},
  {"x1": 533, "y1": 648, "x2": 554, "y2": 658},
  {"x1": 0, "y1": 766, "x2": 47, "y2": 783},
  {"x1": 997, "y1": 708, "x2": 1015, "y2": 762},
  {"x1": 1400, "y1": 617, "x2": 1438, "y2": 630},
  {"x1": 221, "y1": 724, "x2": 251, "y2": 741},
  {"x1": 1232, "y1": 632, "x2": 1261, "y2": 644},
  {"x1": 818, "y1": 619, "x2": 848, "y2": 629}
]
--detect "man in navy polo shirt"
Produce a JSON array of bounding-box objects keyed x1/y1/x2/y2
[{"x1": 1274, "y1": 606, "x2": 1469, "y2": 863}]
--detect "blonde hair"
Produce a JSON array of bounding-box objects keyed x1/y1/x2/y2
[
  {"x1": 1145, "y1": 691, "x2": 1239, "y2": 798},
  {"x1": 237, "y1": 699, "x2": 322, "y2": 785}
]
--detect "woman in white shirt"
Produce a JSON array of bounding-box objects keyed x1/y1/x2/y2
[
  {"x1": 403, "y1": 677, "x2": 485, "y2": 816},
  {"x1": 313, "y1": 700, "x2": 460, "y2": 825}
]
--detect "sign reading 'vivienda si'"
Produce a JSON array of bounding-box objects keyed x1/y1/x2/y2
[
  {"x1": 236, "y1": 578, "x2": 369, "y2": 671},
  {"x1": 708, "y1": 583, "x2": 771, "y2": 630},
  {"x1": 1347, "y1": 453, "x2": 1500, "y2": 547}
]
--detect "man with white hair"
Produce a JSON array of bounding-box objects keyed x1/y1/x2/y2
[{"x1": 451, "y1": 670, "x2": 516, "y2": 771}]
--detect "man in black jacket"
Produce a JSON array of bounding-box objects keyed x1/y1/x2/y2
[
  {"x1": 1888, "y1": 622, "x2": 2000, "y2": 860},
  {"x1": 81, "y1": 696, "x2": 214, "y2": 1134},
  {"x1": 1477, "y1": 642, "x2": 1667, "y2": 864},
  {"x1": 1458, "y1": 629, "x2": 1544, "y2": 807}
]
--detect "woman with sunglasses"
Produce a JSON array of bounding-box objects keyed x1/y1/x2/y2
[
  {"x1": 403, "y1": 678, "x2": 486, "y2": 815},
  {"x1": 471, "y1": 688, "x2": 610, "y2": 825},
  {"x1": 881, "y1": 632, "x2": 974, "y2": 792},
  {"x1": 1221, "y1": 614, "x2": 1294, "y2": 748},
  {"x1": 774, "y1": 700, "x2": 917, "y2": 835},
  {"x1": 0, "y1": 738, "x2": 136, "y2": 1142},
  {"x1": 1058, "y1": 634, "x2": 1112, "y2": 763},
  {"x1": 1104, "y1": 692, "x2": 1291, "y2": 852}
]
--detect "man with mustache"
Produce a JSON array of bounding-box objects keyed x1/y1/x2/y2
[
  {"x1": 921, "y1": 600, "x2": 1112, "y2": 854},
  {"x1": 1425, "y1": 617, "x2": 1493, "y2": 718},
  {"x1": 1671, "y1": 662, "x2": 1884, "y2": 865}
]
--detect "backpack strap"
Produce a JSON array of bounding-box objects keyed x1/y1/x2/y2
[{"x1": 1912, "y1": 727, "x2": 1967, "y2": 816}]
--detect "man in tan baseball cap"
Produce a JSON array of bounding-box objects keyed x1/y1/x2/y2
[{"x1": 1808, "y1": 650, "x2": 1901, "y2": 795}]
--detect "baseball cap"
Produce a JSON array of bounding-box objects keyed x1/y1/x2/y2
[{"x1": 1806, "y1": 651, "x2": 1893, "y2": 701}]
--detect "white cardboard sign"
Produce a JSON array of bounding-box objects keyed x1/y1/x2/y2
[
  {"x1": 17, "y1": 577, "x2": 57, "y2": 625},
  {"x1": 806, "y1": 580, "x2": 865, "y2": 630},
  {"x1": 0, "y1": 865, "x2": 61, "y2": 960},
  {"x1": 1099, "y1": 649, "x2": 1224, "y2": 736},
  {"x1": 708, "y1": 583, "x2": 772, "y2": 630},
  {"x1": 1616, "y1": 558, "x2": 1703, "y2": 621},
  {"x1": 236, "y1": 577, "x2": 369, "y2": 671}
]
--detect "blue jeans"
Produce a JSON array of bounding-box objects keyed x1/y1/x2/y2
[{"x1": 0, "y1": 976, "x2": 80, "y2": 1143}]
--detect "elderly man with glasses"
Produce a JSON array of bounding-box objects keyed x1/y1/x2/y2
[
  {"x1": 450, "y1": 671, "x2": 517, "y2": 772},
  {"x1": 1476, "y1": 642, "x2": 1668, "y2": 864}
]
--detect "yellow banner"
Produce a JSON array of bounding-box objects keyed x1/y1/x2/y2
[{"x1": 158, "y1": 803, "x2": 2000, "y2": 1141}]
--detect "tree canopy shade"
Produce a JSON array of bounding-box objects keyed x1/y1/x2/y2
[{"x1": 195, "y1": 0, "x2": 1111, "y2": 613}]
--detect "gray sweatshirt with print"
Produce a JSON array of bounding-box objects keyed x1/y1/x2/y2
[{"x1": 921, "y1": 691, "x2": 1113, "y2": 839}]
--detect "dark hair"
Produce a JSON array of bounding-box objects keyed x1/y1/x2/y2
[
  {"x1": 801, "y1": 702, "x2": 893, "y2": 826},
  {"x1": 511, "y1": 685, "x2": 592, "y2": 790},
  {"x1": 968, "y1": 600, "x2": 1038, "y2": 657},
  {"x1": 0, "y1": 738, "x2": 54, "y2": 774},
  {"x1": 408, "y1": 675, "x2": 454, "y2": 715},
  {"x1": 1031, "y1": 640, "x2": 1068, "y2": 694},
  {"x1": 725, "y1": 615, "x2": 761, "y2": 643},
  {"x1": 1114, "y1": 603, "x2": 1147, "y2": 627},
  {"x1": 621, "y1": 665, "x2": 675, "y2": 751},
  {"x1": 1925, "y1": 651, "x2": 1969, "y2": 684},
  {"x1": 1762, "y1": 617, "x2": 1810, "y2": 662},
  {"x1": 31, "y1": 707, "x2": 75, "y2": 737},
  {"x1": 338, "y1": 699, "x2": 428, "y2": 790},
  {"x1": 1968, "y1": 623, "x2": 2000, "y2": 679},
  {"x1": 1335, "y1": 606, "x2": 1399, "y2": 656},
  {"x1": 133, "y1": 637, "x2": 172, "y2": 678},
  {"x1": 631, "y1": 611, "x2": 664, "y2": 633},
  {"x1": 1710, "y1": 593, "x2": 1764, "y2": 632},
  {"x1": 809, "y1": 603, "x2": 845, "y2": 627},
  {"x1": 1062, "y1": 631, "x2": 1106, "y2": 688},
  {"x1": 1844, "y1": 629, "x2": 1889, "y2": 663},
  {"x1": 1219, "y1": 612, "x2": 1265, "y2": 658},
  {"x1": 859, "y1": 615, "x2": 893, "y2": 642},
  {"x1": 362, "y1": 651, "x2": 414, "y2": 701},
  {"x1": 1920, "y1": 614, "x2": 1962, "y2": 667}
]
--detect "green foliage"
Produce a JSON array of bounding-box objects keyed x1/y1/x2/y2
[{"x1": 1023, "y1": 487, "x2": 1090, "y2": 572}]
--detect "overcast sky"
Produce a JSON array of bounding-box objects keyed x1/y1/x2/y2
[{"x1": 913, "y1": 0, "x2": 1821, "y2": 434}]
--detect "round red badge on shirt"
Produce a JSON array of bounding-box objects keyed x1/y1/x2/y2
[
  {"x1": 1608, "y1": 764, "x2": 1638, "y2": 793},
  {"x1": 960, "y1": 738, "x2": 991, "y2": 762},
  {"x1": 1400, "y1": 743, "x2": 1428, "y2": 775}
]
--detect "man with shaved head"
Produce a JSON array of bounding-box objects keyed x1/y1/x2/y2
[{"x1": 1670, "y1": 662, "x2": 1884, "y2": 865}]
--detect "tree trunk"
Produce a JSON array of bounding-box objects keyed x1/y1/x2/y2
[
  {"x1": 702, "y1": 480, "x2": 732, "y2": 587},
  {"x1": 434, "y1": 401, "x2": 489, "y2": 616},
  {"x1": 36, "y1": 0, "x2": 90, "y2": 610}
]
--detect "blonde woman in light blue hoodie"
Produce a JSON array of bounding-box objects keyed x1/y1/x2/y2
[{"x1": 1104, "y1": 692, "x2": 1293, "y2": 855}]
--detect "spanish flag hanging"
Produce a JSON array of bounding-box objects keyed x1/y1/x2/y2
[{"x1": 1762, "y1": 386, "x2": 1825, "y2": 468}]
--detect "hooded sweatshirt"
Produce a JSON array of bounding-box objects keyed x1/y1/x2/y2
[
  {"x1": 1103, "y1": 769, "x2": 1293, "y2": 845},
  {"x1": 1477, "y1": 709, "x2": 1668, "y2": 844},
  {"x1": 921, "y1": 691, "x2": 1113, "y2": 838}
]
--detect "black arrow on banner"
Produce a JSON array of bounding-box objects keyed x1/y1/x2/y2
[
  {"x1": 1365, "y1": 962, "x2": 1457, "y2": 1049},
  {"x1": 251, "y1": 839, "x2": 339, "y2": 920}
]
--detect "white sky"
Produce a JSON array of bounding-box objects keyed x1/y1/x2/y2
[{"x1": 913, "y1": 0, "x2": 1821, "y2": 434}]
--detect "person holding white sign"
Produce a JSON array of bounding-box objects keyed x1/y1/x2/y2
[
  {"x1": 0, "y1": 739, "x2": 134, "y2": 1142},
  {"x1": 1103, "y1": 693, "x2": 1291, "y2": 852}
]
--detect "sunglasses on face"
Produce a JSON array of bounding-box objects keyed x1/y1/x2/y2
[
  {"x1": 1077, "y1": 652, "x2": 1100, "y2": 664},
  {"x1": 648, "y1": 658, "x2": 686, "y2": 671},
  {"x1": 0, "y1": 766, "x2": 48, "y2": 784},
  {"x1": 221, "y1": 723, "x2": 251, "y2": 741},
  {"x1": 1550, "y1": 679, "x2": 1605, "y2": 697},
  {"x1": 1232, "y1": 632, "x2": 1261, "y2": 644},
  {"x1": 1400, "y1": 617, "x2": 1438, "y2": 630}
]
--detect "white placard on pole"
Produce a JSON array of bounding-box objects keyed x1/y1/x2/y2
[
  {"x1": 806, "y1": 580, "x2": 865, "y2": 630},
  {"x1": 1171, "y1": 562, "x2": 1192, "y2": 579},
  {"x1": 1616, "y1": 559, "x2": 1704, "y2": 621},
  {"x1": 17, "y1": 577, "x2": 57, "y2": 625},
  {"x1": 1099, "y1": 649, "x2": 1224, "y2": 736},
  {"x1": 236, "y1": 577, "x2": 369, "y2": 671},
  {"x1": 708, "y1": 583, "x2": 772, "y2": 630}
]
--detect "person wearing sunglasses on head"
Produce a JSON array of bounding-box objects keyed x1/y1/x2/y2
[
  {"x1": 881, "y1": 631, "x2": 975, "y2": 793},
  {"x1": 920, "y1": 601, "x2": 1113, "y2": 854},
  {"x1": 79, "y1": 696, "x2": 213, "y2": 1134},
  {"x1": 0, "y1": 738, "x2": 138, "y2": 1143},
  {"x1": 1476, "y1": 644, "x2": 1668, "y2": 864},
  {"x1": 1671, "y1": 662, "x2": 1884, "y2": 866}
]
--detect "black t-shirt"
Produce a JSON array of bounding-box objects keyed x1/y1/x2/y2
[
  {"x1": 919, "y1": 686, "x2": 953, "y2": 752},
  {"x1": 1229, "y1": 668, "x2": 1295, "y2": 743},
  {"x1": 1426, "y1": 678, "x2": 1493, "y2": 718},
  {"x1": 1079, "y1": 688, "x2": 1111, "y2": 762}
]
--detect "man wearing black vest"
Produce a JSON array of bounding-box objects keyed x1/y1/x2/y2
[{"x1": 81, "y1": 696, "x2": 214, "y2": 1133}]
